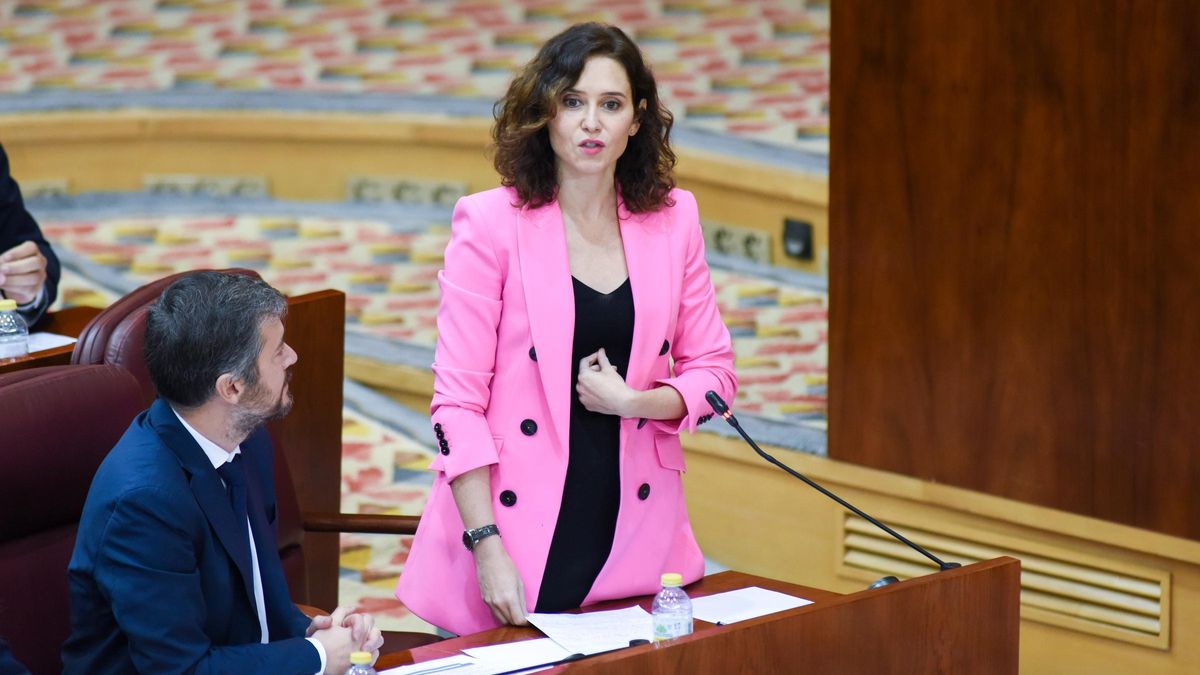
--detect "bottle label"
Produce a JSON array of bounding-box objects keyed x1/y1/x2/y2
[
  {"x1": 0, "y1": 339, "x2": 28, "y2": 359},
  {"x1": 652, "y1": 614, "x2": 693, "y2": 641}
]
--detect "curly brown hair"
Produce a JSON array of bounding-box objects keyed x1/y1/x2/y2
[{"x1": 492, "y1": 23, "x2": 676, "y2": 214}]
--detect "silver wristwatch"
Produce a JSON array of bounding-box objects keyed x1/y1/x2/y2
[{"x1": 462, "y1": 524, "x2": 500, "y2": 551}]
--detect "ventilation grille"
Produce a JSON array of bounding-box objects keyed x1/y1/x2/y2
[{"x1": 841, "y1": 515, "x2": 1169, "y2": 650}]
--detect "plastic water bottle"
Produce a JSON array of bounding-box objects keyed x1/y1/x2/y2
[
  {"x1": 651, "y1": 572, "x2": 693, "y2": 641},
  {"x1": 0, "y1": 299, "x2": 29, "y2": 360},
  {"x1": 346, "y1": 651, "x2": 377, "y2": 675}
]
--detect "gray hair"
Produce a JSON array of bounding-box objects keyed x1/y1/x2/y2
[{"x1": 144, "y1": 271, "x2": 287, "y2": 408}]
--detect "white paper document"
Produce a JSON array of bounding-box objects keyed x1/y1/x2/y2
[
  {"x1": 380, "y1": 608, "x2": 655, "y2": 675},
  {"x1": 690, "y1": 586, "x2": 813, "y2": 625},
  {"x1": 380, "y1": 653, "x2": 477, "y2": 675},
  {"x1": 526, "y1": 605, "x2": 654, "y2": 655},
  {"x1": 379, "y1": 639, "x2": 567, "y2": 675},
  {"x1": 461, "y1": 637, "x2": 573, "y2": 664},
  {"x1": 460, "y1": 638, "x2": 571, "y2": 672},
  {"x1": 28, "y1": 332, "x2": 77, "y2": 352}
]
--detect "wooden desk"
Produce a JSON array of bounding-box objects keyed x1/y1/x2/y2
[
  {"x1": 378, "y1": 559, "x2": 1020, "y2": 673},
  {"x1": 377, "y1": 570, "x2": 836, "y2": 671},
  {"x1": 0, "y1": 306, "x2": 100, "y2": 374}
]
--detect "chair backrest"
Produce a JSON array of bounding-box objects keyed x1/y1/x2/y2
[
  {"x1": 68, "y1": 268, "x2": 310, "y2": 602},
  {"x1": 0, "y1": 365, "x2": 144, "y2": 675}
]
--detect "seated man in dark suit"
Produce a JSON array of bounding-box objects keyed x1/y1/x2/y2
[
  {"x1": 62, "y1": 271, "x2": 382, "y2": 674},
  {"x1": 0, "y1": 143, "x2": 59, "y2": 325},
  {"x1": 0, "y1": 637, "x2": 30, "y2": 675}
]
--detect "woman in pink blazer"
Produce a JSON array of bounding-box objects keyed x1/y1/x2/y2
[{"x1": 396, "y1": 23, "x2": 737, "y2": 636}]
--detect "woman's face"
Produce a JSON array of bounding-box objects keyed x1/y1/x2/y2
[{"x1": 548, "y1": 56, "x2": 641, "y2": 184}]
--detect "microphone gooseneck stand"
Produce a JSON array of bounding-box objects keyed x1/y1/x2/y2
[{"x1": 704, "y1": 391, "x2": 960, "y2": 588}]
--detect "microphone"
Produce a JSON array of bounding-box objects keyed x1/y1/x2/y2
[{"x1": 705, "y1": 391, "x2": 960, "y2": 586}]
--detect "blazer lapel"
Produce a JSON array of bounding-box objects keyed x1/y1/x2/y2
[
  {"x1": 517, "y1": 202, "x2": 574, "y2": 461},
  {"x1": 148, "y1": 400, "x2": 258, "y2": 612},
  {"x1": 620, "y1": 200, "x2": 672, "y2": 393}
]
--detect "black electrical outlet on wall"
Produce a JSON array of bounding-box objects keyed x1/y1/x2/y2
[{"x1": 783, "y1": 218, "x2": 814, "y2": 261}]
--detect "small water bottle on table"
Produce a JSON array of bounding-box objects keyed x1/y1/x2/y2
[
  {"x1": 346, "y1": 651, "x2": 377, "y2": 675},
  {"x1": 0, "y1": 299, "x2": 29, "y2": 360},
  {"x1": 651, "y1": 572, "x2": 693, "y2": 641}
]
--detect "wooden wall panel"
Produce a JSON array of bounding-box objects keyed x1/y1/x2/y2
[{"x1": 830, "y1": 1, "x2": 1200, "y2": 539}]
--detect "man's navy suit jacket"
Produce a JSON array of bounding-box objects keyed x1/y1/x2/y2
[
  {"x1": 0, "y1": 144, "x2": 59, "y2": 325},
  {"x1": 61, "y1": 399, "x2": 320, "y2": 675}
]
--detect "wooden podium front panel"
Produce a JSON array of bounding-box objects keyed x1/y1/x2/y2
[
  {"x1": 570, "y1": 558, "x2": 1019, "y2": 674},
  {"x1": 377, "y1": 571, "x2": 839, "y2": 670},
  {"x1": 380, "y1": 559, "x2": 1019, "y2": 673}
]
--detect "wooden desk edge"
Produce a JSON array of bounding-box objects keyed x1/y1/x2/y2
[
  {"x1": 0, "y1": 305, "x2": 101, "y2": 374},
  {"x1": 376, "y1": 570, "x2": 841, "y2": 670},
  {"x1": 377, "y1": 559, "x2": 1019, "y2": 671}
]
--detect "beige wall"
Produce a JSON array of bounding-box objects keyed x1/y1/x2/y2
[{"x1": 0, "y1": 110, "x2": 827, "y2": 274}]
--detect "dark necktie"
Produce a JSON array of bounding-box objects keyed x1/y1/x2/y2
[
  {"x1": 217, "y1": 454, "x2": 267, "y2": 635},
  {"x1": 216, "y1": 455, "x2": 249, "y2": 526},
  {"x1": 216, "y1": 455, "x2": 254, "y2": 576}
]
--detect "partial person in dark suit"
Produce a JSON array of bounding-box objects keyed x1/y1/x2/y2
[
  {"x1": 0, "y1": 143, "x2": 59, "y2": 326},
  {"x1": 0, "y1": 637, "x2": 30, "y2": 675},
  {"x1": 61, "y1": 271, "x2": 382, "y2": 675}
]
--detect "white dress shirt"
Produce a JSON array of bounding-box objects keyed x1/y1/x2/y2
[
  {"x1": 172, "y1": 409, "x2": 326, "y2": 674},
  {"x1": 15, "y1": 286, "x2": 43, "y2": 312}
]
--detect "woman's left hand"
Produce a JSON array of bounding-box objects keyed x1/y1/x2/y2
[{"x1": 577, "y1": 348, "x2": 634, "y2": 417}]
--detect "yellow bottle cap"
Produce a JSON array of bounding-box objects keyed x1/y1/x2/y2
[
  {"x1": 661, "y1": 572, "x2": 683, "y2": 587},
  {"x1": 0, "y1": 299, "x2": 17, "y2": 311},
  {"x1": 350, "y1": 651, "x2": 372, "y2": 665}
]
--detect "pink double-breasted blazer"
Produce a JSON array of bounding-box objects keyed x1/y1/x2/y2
[{"x1": 396, "y1": 186, "x2": 736, "y2": 635}]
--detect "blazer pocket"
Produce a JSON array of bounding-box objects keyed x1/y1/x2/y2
[{"x1": 653, "y1": 433, "x2": 687, "y2": 473}]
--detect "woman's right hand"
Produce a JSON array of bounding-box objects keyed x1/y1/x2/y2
[{"x1": 472, "y1": 537, "x2": 529, "y2": 626}]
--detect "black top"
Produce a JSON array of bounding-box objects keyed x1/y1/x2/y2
[{"x1": 535, "y1": 276, "x2": 634, "y2": 612}]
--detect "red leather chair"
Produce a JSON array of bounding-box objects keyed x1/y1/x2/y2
[
  {"x1": 0, "y1": 365, "x2": 145, "y2": 675},
  {"x1": 69, "y1": 269, "x2": 439, "y2": 652}
]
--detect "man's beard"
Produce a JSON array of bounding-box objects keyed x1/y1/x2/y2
[{"x1": 229, "y1": 374, "x2": 294, "y2": 442}]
